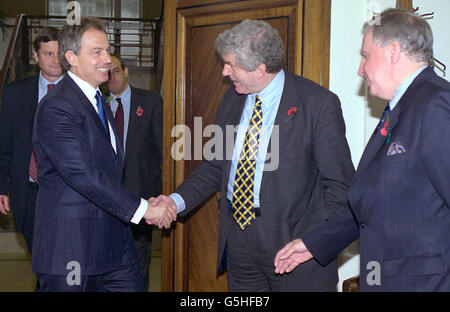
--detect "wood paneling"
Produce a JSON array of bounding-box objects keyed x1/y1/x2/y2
[{"x1": 396, "y1": 0, "x2": 414, "y2": 11}]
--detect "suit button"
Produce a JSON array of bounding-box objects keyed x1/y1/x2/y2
[{"x1": 360, "y1": 222, "x2": 366, "y2": 229}]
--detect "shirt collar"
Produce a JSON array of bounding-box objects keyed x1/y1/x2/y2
[
  {"x1": 252, "y1": 69, "x2": 285, "y2": 109},
  {"x1": 111, "y1": 84, "x2": 131, "y2": 103},
  {"x1": 68, "y1": 71, "x2": 101, "y2": 102},
  {"x1": 390, "y1": 65, "x2": 428, "y2": 109},
  {"x1": 39, "y1": 71, "x2": 63, "y2": 90}
]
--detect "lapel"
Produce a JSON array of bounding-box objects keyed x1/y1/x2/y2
[
  {"x1": 260, "y1": 72, "x2": 295, "y2": 190},
  {"x1": 29, "y1": 75, "x2": 40, "y2": 115},
  {"x1": 25, "y1": 75, "x2": 40, "y2": 154},
  {"x1": 103, "y1": 96, "x2": 124, "y2": 158},
  {"x1": 124, "y1": 87, "x2": 140, "y2": 155},
  {"x1": 353, "y1": 66, "x2": 436, "y2": 181},
  {"x1": 65, "y1": 75, "x2": 120, "y2": 157}
]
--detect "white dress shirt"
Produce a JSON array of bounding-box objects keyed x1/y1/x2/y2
[{"x1": 67, "y1": 71, "x2": 147, "y2": 224}]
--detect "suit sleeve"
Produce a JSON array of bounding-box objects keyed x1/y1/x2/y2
[
  {"x1": 418, "y1": 89, "x2": 450, "y2": 208},
  {"x1": 303, "y1": 207, "x2": 360, "y2": 266},
  {"x1": 312, "y1": 92, "x2": 355, "y2": 217},
  {"x1": 174, "y1": 93, "x2": 230, "y2": 216},
  {"x1": 0, "y1": 85, "x2": 15, "y2": 194},
  {"x1": 35, "y1": 97, "x2": 140, "y2": 223},
  {"x1": 151, "y1": 93, "x2": 163, "y2": 171}
]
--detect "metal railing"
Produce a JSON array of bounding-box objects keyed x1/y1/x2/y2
[{"x1": 0, "y1": 14, "x2": 161, "y2": 97}]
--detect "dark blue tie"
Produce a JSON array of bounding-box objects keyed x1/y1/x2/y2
[
  {"x1": 95, "y1": 91, "x2": 110, "y2": 136},
  {"x1": 376, "y1": 102, "x2": 391, "y2": 134}
]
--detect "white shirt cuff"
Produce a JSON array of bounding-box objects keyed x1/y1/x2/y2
[{"x1": 131, "y1": 198, "x2": 148, "y2": 224}]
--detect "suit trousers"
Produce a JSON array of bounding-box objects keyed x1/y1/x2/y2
[
  {"x1": 131, "y1": 221, "x2": 153, "y2": 291},
  {"x1": 22, "y1": 183, "x2": 38, "y2": 253},
  {"x1": 226, "y1": 215, "x2": 337, "y2": 292},
  {"x1": 36, "y1": 262, "x2": 144, "y2": 292}
]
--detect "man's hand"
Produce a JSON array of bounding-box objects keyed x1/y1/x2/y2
[
  {"x1": 144, "y1": 196, "x2": 177, "y2": 229},
  {"x1": 0, "y1": 195, "x2": 10, "y2": 215},
  {"x1": 274, "y1": 239, "x2": 313, "y2": 274}
]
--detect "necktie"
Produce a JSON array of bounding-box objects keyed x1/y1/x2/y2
[
  {"x1": 376, "y1": 102, "x2": 391, "y2": 136},
  {"x1": 95, "y1": 91, "x2": 110, "y2": 136},
  {"x1": 232, "y1": 96, "x2": 262, "y2": 230},
  {"x1": 29, "y1": 150, "x2": 38, "y2": 183},
  {"x1": 28, "y1": 84, "x2": 56, "y2": 182},
  {"x1": 115, "y1": 97, "x2": 124, "y2": 142}
]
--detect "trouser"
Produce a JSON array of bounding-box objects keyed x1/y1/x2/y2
[{"x1": 36, "y1": 262, "x2": 144, "y2": 292}]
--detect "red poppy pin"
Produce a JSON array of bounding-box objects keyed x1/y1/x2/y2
[
  {"x1": 380, "y1": 115, "x2": 391, "y2": 144},
  {"x1": 106, "y1": 96, "x2": 113, "y2": 107},
  {"x1": 285, "y1": 106, "x2": 298, "y2": 122},
  {"x1": 136, "y1": 105, "x2": 144, "y2": 117}
]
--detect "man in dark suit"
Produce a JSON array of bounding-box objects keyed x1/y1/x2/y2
[
  {"x1": 152, "y1": 19, "x2": 355, "y2": 291},
  {"x1": 0, "y1": 27, "x2": 63, "y2": 253},
  {"x1": 31, "y1": 17, "x2": 175, "y2": 292},
  {"x1": 106, "y1": 55, "x2": 163, "y2": 291},
  {"x1": 274, "y1": 9, "x2": 450, "y2": 292}
]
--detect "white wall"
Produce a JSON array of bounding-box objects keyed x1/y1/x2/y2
[
  {"x1": 414, "y1": 0, "x2": 450, "y2": 82},
  {"x1": 330, "y1": 0, "x2": 449, "y2": 291}
]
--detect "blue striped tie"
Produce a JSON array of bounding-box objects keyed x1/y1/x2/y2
[{"x1": 95, "y1": 91, "x2": 110, "y2": 136}]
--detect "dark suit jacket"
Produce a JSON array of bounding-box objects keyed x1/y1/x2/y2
[
  {"x1": 122, "y1": 87, "x2": 162, "y2": 201},
  {"x1": 121, "y1": 86, "x2": 163, "y2": 233},
  {"x1": 175, "y1": 72, "x2": 355, "y2": 287},
  {"x1": 0, "y1": 75, "x2": 39, "y2": 232},
  {"x1": 303, "y1": 67, "x2": 450, "y2": 291},
  {"x1": 32, "y1": 74, "x2": 141, "y2": 275}
]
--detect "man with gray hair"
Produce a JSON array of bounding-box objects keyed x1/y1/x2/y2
[
  {"x1": 152, "y1": 19, "x2": 354, "y2": 291},
  {"x1": 275, "y1": 8, "x2": 450, "y2": 292}
]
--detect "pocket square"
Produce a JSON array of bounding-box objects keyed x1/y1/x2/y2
[{"x1": 387, "y1": 141, "x2": 406, "y2": 156}]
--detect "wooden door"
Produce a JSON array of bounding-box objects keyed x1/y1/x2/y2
[{"x1": 162, "y1": 0, "x2": 331, "y2": 291}]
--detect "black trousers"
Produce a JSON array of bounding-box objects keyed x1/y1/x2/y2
[
  {"x1": 36, "y1": 262, "x2": 144, "y2": 292},
  {"x1": 22, "y1": 182, "x2": 38, "y2": 253},
  {"x1": 131, "y1": 221, "x2": 153, "y2": 291},
  {"x1": 226, "y1": 213, "x2": 337, "y2": 292}
]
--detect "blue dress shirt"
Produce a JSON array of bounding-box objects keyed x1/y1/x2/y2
[{"x1": 171, "y1": 70, "x2": 285, "y2": 213}]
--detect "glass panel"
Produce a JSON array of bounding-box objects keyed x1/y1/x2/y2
[
  {"x1": 48, "y1": 0, "x2": 112, "y2": 18},
  {"x1": 121, "y1": 0, "x2": 140, "y2": 18}
]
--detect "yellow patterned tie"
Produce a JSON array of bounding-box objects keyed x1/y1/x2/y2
[{"x1": 232, "y1": 96, "x2": 262, "y2": 230}]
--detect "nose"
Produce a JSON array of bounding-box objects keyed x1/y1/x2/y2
[
  {"x1": 222, "y1": 64, "x2": 231, "y2": 77},
  {"x1": 357, "y1": 59, "x2": 365, "y2": 77},
  {"x1": 53, "y1": 53, "x2": 60, "y2": 64}
]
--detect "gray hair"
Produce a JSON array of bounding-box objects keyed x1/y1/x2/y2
[
  {"x1": 58, "y1": 17, "x2": 108, "y2": 71},
  {"x1": 363, "y1": 8, "x2": 434, "y2": 65},
  {"x1": 215, "y1": 19, "x2": 284, "y2": 73}
]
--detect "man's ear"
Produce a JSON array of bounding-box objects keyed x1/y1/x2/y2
[
  {"x1": 255, "y1": 63, "x2": 267, "y2": 78},
  {"x1": 124, "y1": 66, "x2": 129, "y2": 78},
  {"x1": 65, "y1": 50, "x2": 77, "y2": 67},
  {"x1": 389, "y1": 41, "x2": 402, "y2": 65},
  {"x1": 32, "y1": 49, "x2": 39, "y2": 64}
]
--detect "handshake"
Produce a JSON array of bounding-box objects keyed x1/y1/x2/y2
[{"x1": 143, "y1": 195, "x2": 178, "y2": 229}]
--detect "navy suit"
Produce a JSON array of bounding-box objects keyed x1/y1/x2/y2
[
  {"x1": 32, "y1": 74, "x2": 143, "y2": 289},
  {"x1": 303, "y1": 67, "x2": 450, "y2": 291},
  {"x1": 112, "y1": 86, "x2": 163, "y2": 291},
  {"x1": 0, "y1": 75, "x2": 39, "y2": 250}
]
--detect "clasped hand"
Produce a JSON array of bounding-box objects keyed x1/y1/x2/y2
[{"x1": 143, "y1": 195, "x2": 178, "y2": 230}]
